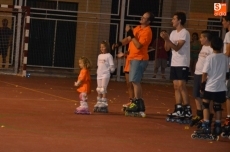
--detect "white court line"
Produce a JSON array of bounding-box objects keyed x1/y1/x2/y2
[{"x1": 0, "y1": 81, "x2": 77, "y2": 103}]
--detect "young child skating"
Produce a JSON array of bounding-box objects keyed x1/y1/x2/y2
[
  {"x1": 191, "y1": 37, "x2": 229, "y2": 140},
  {"x1": 94, "y1": 40, "x2": 115, "y2": 113},
  {"x1": 75, "y1": 56, "x2": 92, "y2": 114},
  {"x1": 221, "y1": 12, "x2": 230, "y2": 139},
  {"x1": 190, "y1": 30, "x2": 214, "y2": 127}
]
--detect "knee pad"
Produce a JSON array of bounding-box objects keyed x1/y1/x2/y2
[
  {"x1": 96, "y1": 87, "x2": 101, "y2": 94},
  {"x1": 213, "y1": 104, "x2": 222, "y2": 112},
  {"x1": 100, "y1": 87, "x2": 106, "y2": 94},
  {"x1": 202, "y1": 102, "x2": 209, "y2": 109},
  {"x1": 79, "y1": 93, "x2": 87, "y2": 101}
]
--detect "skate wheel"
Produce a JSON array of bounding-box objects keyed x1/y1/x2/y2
[
  {"x1": 228, "y1": 135, "x2": 230, "y2": 140},
  {"x1": 221, "y1": 132, "x2": 225, "y2": 138},
  {"x1": 171, "y1": 119, "x2": 176, "y2": 122},
  {"x1": 191, "y1": 133, "x2": 196, "y2": 139},
  {"x1": 166, "y1": 118, "x2": 170, "y2": 122}
]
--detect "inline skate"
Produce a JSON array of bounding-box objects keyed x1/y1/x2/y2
[
  {"x1": 190, "y1": 110, "x2": 203, "y2": 127},
  {"x1": 181, "y1": 105, "x2": 192, "y2": 124},
  {"x1": 122, "y1": 98, "x2": 133, "y2": 112},
  {"x1": 75, "y1": 101, "x2": 90, "y2": 115},
  {"x1": 166, "y1": 104, "x2": 184, "y2": 123},
  {"x1": 221, "y1": 117, "x2": 230, "y2": 139},
  {"x1": 125, "y1": 98, "x2": 146, "y2": 117},
  {"x1": 93, "y1": 98, "x2": 108, "y2": 113},
  {"x1": 191, "y1": 121, "x2": 218, "y2": 140}
]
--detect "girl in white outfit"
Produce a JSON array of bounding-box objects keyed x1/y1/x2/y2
[{"x1": 94, "y1": 40, "x2": 115, "y2": 112}]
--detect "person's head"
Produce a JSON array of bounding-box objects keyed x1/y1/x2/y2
[
  {"x1": 140, "y1": 12, "x2": 154, "y2": 26},
  {"x1": 200, "y1": 30, "x2": 213, "y2": 45},
  {"x1": 100, "y1": 40, "x2": 110, "y2": 54},
  {"x1": 211, "y1": 36, "x2": 223, "y2": 52},
  {"x1": 78, "y1": 56, "x2": 91, "y2": 69},
  {"x1": 172, "y1": 12, "x2": 186, "y2": 27},
  {"x1": 2, "y1": 19, "x2": 8, "y2": 27},
  {"x1": 192, "y1": 32, "x2": 199, "y2": 41},
  {"x1": 222, "y1": 12, "x2": 230, "y2": 29}
]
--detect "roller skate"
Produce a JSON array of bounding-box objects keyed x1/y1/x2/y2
[
  {"x1": 181, "y1": 105, "x2": 192, "y2": 124},
  {"x1": 93, "y1": 97, "x2": 102, "y2": 112},
  {"x1": 122, "y1": 98, "x2": 133, "y2": 112},
  {"x1": 94, "y1": 98, "x2": 108, "y2": 113},
  {"x1": 212, "y1": 122, "x2": 222, "y2": 140},
  {"x1": 75, "y1": 101, "x2": 90, "y2": 115},
  {"x1": 166, "y1": 104, "x2": 183, "y2": 123},
  {"x1": 191, "y1": 121, "x2": 216, "y2": 140},
  {"x1": 125, "y1": 98, "x2": 146, "y2": 118},
  {"x1": 196, "y1": 113, "x2": 214, "y2": 129},
  {"x1": 221, "y1": 117, "x2": 230, "y2": 139},
  {"x1": 190, "y1": 110, "x2": 203, "y2": 127}
]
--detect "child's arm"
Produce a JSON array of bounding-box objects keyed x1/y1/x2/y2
[
  {"x1": 74, "y1": 80, "x2": 82, "y2": 87},
  {"x1": 75, "y1": 69, "x2": 86, "y2": 87}
]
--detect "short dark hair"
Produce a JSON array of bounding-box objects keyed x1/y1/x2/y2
[
  {"x1": 146, "y1": 12, "x2": 155, "y2": 24},
  {"x1": 174, "y1": 12, "x2": 186, "y2": 25},
  {"x1": 192, "y1": 32, "x2": 199, "y2": 40},
  {"x1": 211, "y1": 36, "x2": 223, "y2": 51},
  {"x1": 201, "y1": 30, "x2": 213, "y2": 42},
  {"x1": 222, "y1": 11, "x2": 230, "y2": 21}
]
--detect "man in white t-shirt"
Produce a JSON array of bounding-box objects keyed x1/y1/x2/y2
[
  {"x1": 190, "y1": 30, "x2": 213, "y2": 127},
  {"x1": 221, "y1": 12, "x2": 230, "y2": 138},
  {"x1": 160, "y1": 12, "x2": 192, "y2": 123}
]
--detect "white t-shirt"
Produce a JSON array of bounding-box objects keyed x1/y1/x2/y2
[
  {"x1": 97, "y1": 53, "x2": 114, "y2": 79},
  {"x1": 169, "y1": 28, "x2": 190, "y2": 67},
  {"x1": 195, "y1": 45, "x2": 213, "y2": 75},
  {"x1": 202, "y1": 53, "x2": 229, "y2": 92},
  {"x1": 223, "y1": 31, "x2": 230, "y2": 65},
  {"x1": 223, "y1": 31, "x2": 230, "y2": 54}
]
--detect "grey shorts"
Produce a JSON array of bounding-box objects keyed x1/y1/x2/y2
[
  {"x1": 193, "y1": 74, "x2": 202, "y2": 98},
  {"x1": 129, "y1": 60, "x2": 148, "y2": 83}
]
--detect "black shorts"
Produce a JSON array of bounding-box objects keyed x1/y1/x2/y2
[
  {"x1": 193, "y1": 74, "x2": 202, "y2": 98},
  {"x1": 226, "y1": 80, "x2": 230, "y2": 98},
  {"x1": 170, "y1": 66, "x2": 189, "y2": 81},
  {"x1": 203, "y1": 91, "x2": 226, "y2": 104}
]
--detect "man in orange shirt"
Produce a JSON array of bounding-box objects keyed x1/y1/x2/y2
[{"x1": 114, "y1": 12, "x2": 154, "y2": 117}]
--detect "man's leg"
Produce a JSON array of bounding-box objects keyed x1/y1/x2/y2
[
  {"x1": 173, "y1": 80, "x2": 183, "y2": 105},
  {"x1": 178, "y1": 80, "x2": 190, "y2": 105}
]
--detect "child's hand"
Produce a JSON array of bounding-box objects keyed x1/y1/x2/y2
[{"x1": 74, "y1": 82, "x2": 79, "y2": 87}]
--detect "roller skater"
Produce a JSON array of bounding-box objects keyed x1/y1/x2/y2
[
  {"x1": 112, "y1": 12, "x2": 154, "y2": 117},
  {"x1": 125, "y1": 98, "x2": 146, "y2": 117},
  {"x1": 221, "y1": 117, "x2": 230, "y2": 139},
  {"x1": 161, "y1": 12, "x2": 192, "y2": 122},
  {"x1": 94, "y1": 40, "x2": 115, "y2": 113},
  {"x1": 222, "y1": 12, "x2": 230, "y2": 140},
  {"x1": 74, "y1": 57, "x2": 91, "y2": 115},
  {"x1": 190, "y1": 30, "x2": 213, "y2": 127}
]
